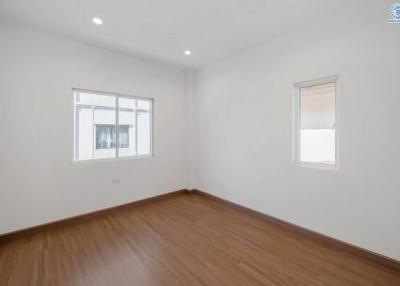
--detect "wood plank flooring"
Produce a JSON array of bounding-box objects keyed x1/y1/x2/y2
[{"x1": 0, "y1": 193, "x2": 399, "y2": 285}]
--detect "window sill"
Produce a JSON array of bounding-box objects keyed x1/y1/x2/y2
[
  {"x1": 297, "y1": 161, "x2": 338, "y2": 171},
  {"x1": 71, "y1": 154, "x2": 153, "y2": 166}
]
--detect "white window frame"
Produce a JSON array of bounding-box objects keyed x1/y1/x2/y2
[
  {"x1": 72, "y1": 88, "x2": 153, "y2": 163},
  {"x1": 293, "y1": 75, "x2": 339, "y2": 170}
]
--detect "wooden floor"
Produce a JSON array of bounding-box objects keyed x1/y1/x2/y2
[{"x1": 1, "y1": 193, "x2": 399, "y2": 286}]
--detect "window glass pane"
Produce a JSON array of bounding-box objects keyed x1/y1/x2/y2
[
  {"x1": 118, "y1": 97, "x2": 136, "y2": 157},
  {"x1": 119, "y1": 126, "x2": 130, "y2": 148},
  {"x1": 137, "y1": 110, "x2": 151, "y2": 155},
  {"x1": 96, "y1": 125, "x2": 116, "y2": 149},
  {"x1": 137, "y1": 99, "x2": 151, "y2": 111},
  {"x1": 74, "y1": 92, "x2": 116, "y2": 161},
  {"x1": 299, "y1": 83, "x2": 335, "y2": 165}
]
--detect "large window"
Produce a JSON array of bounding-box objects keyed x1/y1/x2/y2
[
  {"x1": 294, "y1": 76, "x2": 338, "y2": 169},
  {"x1": 74, "y1": 90, "x2": 152, "y2": 161}
]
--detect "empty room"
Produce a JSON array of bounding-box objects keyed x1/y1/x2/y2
[{"x1": 0, "y1": 0, "x2": 399, "y2": 285}]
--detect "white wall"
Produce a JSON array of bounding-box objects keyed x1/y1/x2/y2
[
  {"x1": 191, "y1": 3, "x2": 400, "y2": 260},
  {"x1": 0, "y1": 23, "x2": 188, "y2": 234}
]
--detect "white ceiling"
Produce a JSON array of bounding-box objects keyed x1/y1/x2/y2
[{"x1": 0, "y1": 0, "x2": 362, "y2": 69}]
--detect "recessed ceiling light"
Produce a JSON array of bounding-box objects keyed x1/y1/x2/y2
[
  {"x1": 184, "y1": 50, "x2": 192, "y2": 56},
  {"x1": 92, "y1": 18, "x2": 103, "y2": 25}
]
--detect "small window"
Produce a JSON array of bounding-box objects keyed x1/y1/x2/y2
[
  {"x1": 74, "y1": 90, "x2": 152, "y2": 161},
  {"x1": 95, "y1": 125, "x2": 130, "y2": 149},
  {"x1": 118, "y1": 126, "x2": 130, "y2": 149},
  {"x1": 96, "y1": 125, "x2": 116, "y2": 149},
  {"x1": 294, "y1": 76, "x2": 338, "y2": 169}
]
